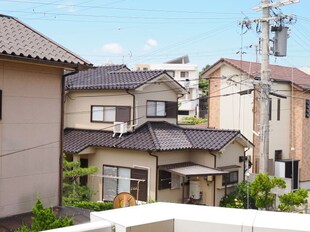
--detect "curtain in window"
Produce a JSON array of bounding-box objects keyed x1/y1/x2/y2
[
  {"x1": 118, "y1": 168, "x2": 131, "y2": 193},
  {"x1": 103, "y1": 166, "x2": 117, "y2": 201}
]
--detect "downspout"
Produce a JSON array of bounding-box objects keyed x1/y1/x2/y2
[
  {"x1": 59, "y1": 70, "x2": 79, "y2": 206},
  {"x1": 243, "y1": 147, "x2": 250, "y2": 182},
  {"x1": 126, "y1": 90, "x2": 136, "y2": 131},
  {"x1": 209, "y1": 151, "x2": 217, "y2": 206},
  {"x1": 148, "y1": 151, "x2": 158, "y2": 201},
  {"x1": 176, "y1": 94, "x2": 184, "y2": 125}
]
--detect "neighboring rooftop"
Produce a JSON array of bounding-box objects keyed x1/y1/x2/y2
[
  {"x1": 64, "y1": 121, "x2": 250, "y2": 154},
  {"x1": 204, "y1": 58, "x2": 310, "y2": 89},
  {"x1": 0, "y1": 14, "x2": 91, "y2": 69}
]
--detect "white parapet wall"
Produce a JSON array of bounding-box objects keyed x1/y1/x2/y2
[{"x1": 46, "y1": 203, "x2": 310, "y2": 232}]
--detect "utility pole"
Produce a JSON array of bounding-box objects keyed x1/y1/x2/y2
[
  {"x1": 259, "y1": 0, "x2": 271, "y2": 173},
  {"x1": 252, "y1": 0, "x2": 300, "y2": 173}
]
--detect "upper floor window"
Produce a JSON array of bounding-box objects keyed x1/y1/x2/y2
[
  {"x1": 146, "y1": 101, "x2": 177, "y2": 118},
  {"x1": 180, "y1": 71, "x2": 189, "y2": 78},
  {"x1": 277, "y1": 99, "x2": 281, "y2": 121},
  {"x1": 306, "y1": 99, "x2": 310, "y2": 118},
  {"x1": 147, "y1": 101, "x2": 166, "y2": 117},
  {"x1": 91, "y1": 105, "x2": 130, "y2": 123},
  {"x1": 269, "y1": 98, "x2": 272, "y2": 121}
]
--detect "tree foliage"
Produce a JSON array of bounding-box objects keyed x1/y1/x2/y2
[
  {"x1": 63, "y1": 155, "x2": 98, "y2": 205},
  {"x1": 14, "y1": 199, "x2": 73, "y2": 232},
  {"x1": 179, "y1": 116, "x2": 207, "y2": 125},
  {"x1": 219, "y1": 181, "x2": 256, "y2": 209},
  {"x1": 278, "y1": 189, "x2": 308, "y2": 212},
  {"x1": 250, "y1": 173, "x2": 286, "y2": 210}
]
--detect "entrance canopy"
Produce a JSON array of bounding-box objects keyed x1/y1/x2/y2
[{"x1": 159, "y1": 162, "x2": 228, "y2": 177}]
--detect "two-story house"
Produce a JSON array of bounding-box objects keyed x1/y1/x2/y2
[
  {"x1": 64, "y1": 65, "x2": 252, "y2": 206},
  {"x1": 136, "y1": 55, "x2": 200, "y2": 121},
  {"x1": 0, "y1": 14, "x2": 91, "y2": 217},
  {"x1": 202, "y1": 58, "x2": 310, "y2": 189}
]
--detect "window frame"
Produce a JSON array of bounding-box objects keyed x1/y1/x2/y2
[
  {"x1": 222, "y1": 171, "x2": 238, "y2": 186},
  {"x1": 180, "y1": 71, "x2": 189, "y2": 78},
  {"x1": 91, "y1": 105, "x2": 131, "y2": 123},
  {"x1": 277, "y1": 98, "x2": 281, "y2": 121},
  {"x1": 146, "y1": 100, "x2": 167, "y2": 118}
]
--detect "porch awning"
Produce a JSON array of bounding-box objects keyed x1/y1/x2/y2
[{"x1": 160, "y1": 162, "x2": 228, "y2": 177}]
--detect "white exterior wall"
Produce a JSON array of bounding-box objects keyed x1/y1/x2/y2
[
  {"x1": 268, "y1": 82, "x2": 291, "y2": 160},
  {"x1": 219, "y1": 65, "x2": 254, "y2": 143},
  {"x1": 0, "y1": 61, "x2": 62, "y2": 217}
]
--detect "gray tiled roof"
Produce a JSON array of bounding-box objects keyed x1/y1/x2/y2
[
  {"x1": 65, "y1": 65, "x2": 166, "y2": 90},
  {"x1": 64, "y1": 121, "x2": 244, "y2": 153},
  {"x1": 0, "y1": 14, "x2": 91, "y2": 68}
]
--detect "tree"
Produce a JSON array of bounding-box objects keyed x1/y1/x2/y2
[
  {"x1": 14, "y1": 199, "x2": 73, "y2": 232},
  {"x1": 250, "y1": 173, "x2": 286, "y2": 210},
  {"x1": 63, "y1": 155, "x2": 98, "y2": 205},
  {"x1": 220, "y1": 181, "x2": 256, "y2": 209},
  {"x1": 278, "y1": 189, "x2": 308, "y2": 212},
  {"x1": 179, "y1": 116, "x2": 207, "y2": 125}
]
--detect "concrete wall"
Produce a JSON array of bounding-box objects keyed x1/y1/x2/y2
[{"x1": 0, "y1": 61, "x2": 62, "y2": 217}]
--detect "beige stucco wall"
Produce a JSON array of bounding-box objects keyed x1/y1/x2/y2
[
  {"x1": 0, "y1": 61, "x2": 62, "y2": 217},
  {"x1": 208, "y1": 69, "x2": 221, "y2": 129},
  {"x1": 134, "y1": 78, "x2": 178, "y2": 126},
  {"x1": 65, "y1": 76, "x2": 179, "y2": 131},
  {"x1": 78, "y1": 148, "x2": 156, "y2": 202},
  {"x1": 65, "y1": 90, "x2": 133, "y2": 130}
]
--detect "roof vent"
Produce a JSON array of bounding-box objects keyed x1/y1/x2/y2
[{"x1": 113, "y1": 122, "x2": 128, "y2": 138}]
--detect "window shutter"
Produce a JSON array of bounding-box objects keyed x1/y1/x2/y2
[
  {"x1": 116, "y1": 106, "x2": 131, "y2": 123},
  {"x1": 165, "y1": 101, "x2": 177, "y2": 118}
]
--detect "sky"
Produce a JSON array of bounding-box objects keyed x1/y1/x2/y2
[{"x1": 0, "y1": 0, "x2": 309, "y2": 71}]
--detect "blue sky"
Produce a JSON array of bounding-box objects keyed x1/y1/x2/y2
[{"x1": 0, "y1": 0, "x2": 309, "y2": 71}]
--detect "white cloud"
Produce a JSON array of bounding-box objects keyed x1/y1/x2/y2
[
  {"x1": 57, "y1": 2, "x2": 77, "y2": 13},
  {"x1": 102, "y1": 43, "x2": 124, "y2": 54},
  {"x1": 147, "y1": 39, "x2": 158, "y2": 47},
  {"x1": 143, "y1": 39, "x2": 158, "y2": 51}
]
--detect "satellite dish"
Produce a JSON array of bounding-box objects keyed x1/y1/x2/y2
[{"x1": 113, "y1": 192, "x2": 136, "y2": 209}]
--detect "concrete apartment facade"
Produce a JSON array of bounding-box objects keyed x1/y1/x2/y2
[
  {"x1": 0, "y1": 14, "x2": 91, "y2": 217},
  {"x1": 136, "y1": 55, "x2": 200, "y2": 121}
]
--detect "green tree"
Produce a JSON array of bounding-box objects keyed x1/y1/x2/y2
[
  {"x1": 278, "y1": 189, "x2": 308, "y2": 212},
  {"x1": 63, "y1": 155, "x2": 98, "y2": 205},
  {"x1": 198, "y1": 79, "x2": 209, "y2": 95},
  {"x1": 250, "y1": 173, "x2": 286, "y2": 210},
  {"x1": 179, "y1": 116, "x2": 207, "y2": 125},
  {"x1": 220, "y1": 181, "x2": 256, "y2": 209},
  {"x1": 14, "y1": 199, "x2": 73, "y2": 232}
]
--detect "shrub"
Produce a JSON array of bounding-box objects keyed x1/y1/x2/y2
[{"x1": 72, "y1": 201, "x2": 114, "y2": 211}]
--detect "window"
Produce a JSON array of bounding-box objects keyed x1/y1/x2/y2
[
  {"x1": 102, "y1": 165, "x2": 148, "y2": 201},
  {"x1": 277, "y1": 99, "x2": 281, "y2": 121},
  {"x1": 91, "y1": 105, "x2": 130, "y2": 123},
  {"x1": 80, "y1": 158, "x2": 88, "y2": 186},
  {"x1": 146, "y1": 101, "x2": 177, "y2": 118},
  {"x1": 158, "y1": 170, "x2": 181, "y2": 190},
  {"x1": 180, "y1": 71, "x2": 189, "y2": 78},
  {"x1": 147, "y1": 101, "x2": 166, "y2": 117},
  {"x1": 269, "y1": 98, "x2": 272, "y2": 121},
  {"x1": 222, "y1": 171, "x2": 238, "y2": 185},
  {"x1": 275, "y1": 150, "x2": 282, "y2": 161},
  {"x1": 178, "y1": 110, "x2": 189, "y2": 116},
  {"x1": 306, "y1": 99, "x2": 310, "y2": 118},
  {"x1": 158, "y1": 170, "x2": 171, "y2": 190}
]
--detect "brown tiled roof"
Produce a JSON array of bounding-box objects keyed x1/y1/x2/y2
[
  {"x1": 64, "y1": 121, "x2": 246, "y2": 153},
  {"x1": 0, "y1": 14, "x2": 91, "y2": 69},
  {"x1": 65, "y1": 66, "x2": 167, "y2": 90},
  {"x1": 207, "y1": 58, "x2": 310, "y2": 89}
]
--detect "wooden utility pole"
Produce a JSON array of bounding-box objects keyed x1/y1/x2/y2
[{"x1": 259, "y1": 0, "x2": 271, "y2": 173}]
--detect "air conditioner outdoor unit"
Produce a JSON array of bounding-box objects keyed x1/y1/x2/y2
[{"x1": 113, "y1": 122, "x2": 128, "y2": 138}]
